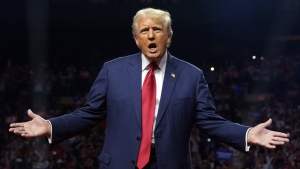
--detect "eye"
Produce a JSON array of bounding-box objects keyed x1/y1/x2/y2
[
  {"x1": 153, "y1": 27, "x2": 162, "y2": 33},
  {"x1": 140, "y1": 28, "x2": 148, "y2": 34}
]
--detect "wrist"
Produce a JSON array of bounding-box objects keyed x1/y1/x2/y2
[
  {"x1": 247, "y1": 128, "x2": 255, "y2": 145},
  {"x1": 45, "y1": 120, "x2": 52, "y2": 137}
]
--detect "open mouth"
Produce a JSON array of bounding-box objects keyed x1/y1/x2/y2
[{"x1": 148, "y1": 43, "x2": 157, "y2": 53}]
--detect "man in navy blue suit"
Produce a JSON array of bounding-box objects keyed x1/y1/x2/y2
[{"x1": 10, "y1": 8, "x2": 289, "y2": 169}]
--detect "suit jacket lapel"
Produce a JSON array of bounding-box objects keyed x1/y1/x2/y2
[
  {"x1": 155, "y1": 53, "x2": 179, "y2": 129},
  {"x1": 128, "y1": 53, "x2": 142, "y2": 128}
]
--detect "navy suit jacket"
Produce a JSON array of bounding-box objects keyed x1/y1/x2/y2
[{"x1": 49, "y1": 52, "x2": 250, "y2": 169}]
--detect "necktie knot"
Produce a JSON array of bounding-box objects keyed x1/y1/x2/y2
[{"x1": 149, "y1": 61, "x2": 158, "y2": 71}]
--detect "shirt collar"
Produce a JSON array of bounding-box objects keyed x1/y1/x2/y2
[{"x1": 141, "y1": 51, "x2": 167, "y2": 72}]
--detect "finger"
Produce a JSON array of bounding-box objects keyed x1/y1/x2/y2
[
  {"x1": 27, "y1": 109, "x2": 37, "y2": 119},
  {"x1": 270, "y1": 140, "x2": 285, "y2": 145},
  {"x1": 9, "y1": 128, "x2": 16, "y2": 132},
  {"x1": 10, "y1": 126, "x2": 25, "y2": 131},
  {"x1": 17, "y1": 127, "x2": 25, "y2": 131},
  {"x1": 273, "y1": 132, "x2": 289, "y2": 138},
  {"x1": 12, "y1": 129, "x2": 24, "y2": 135},
  {"x1": 261, "y1": 118, "x2": 272, "y2": 128},
  {"x1": 21, "y1": 133, "x2": 28, "y2": 137},
  {"x1": 273, "y1": 137, "x2": 289, "y2": 143},
  {"x1": 10, "y1": 123, "x2": 24, "y2": 128},
  {"x1": 265, "y1": 144, "x2": 276, "y2": 149},
  {"x1": 21, "y1": 133, "x2": 34, "y2": 138}
]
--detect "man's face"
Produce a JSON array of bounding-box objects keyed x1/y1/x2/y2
[{"x1": 134, "y1": 17, "x2": 172, "y2": 61}]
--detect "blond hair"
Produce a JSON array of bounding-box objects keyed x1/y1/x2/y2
[{"x1": 132, "y1": 8, "x2": 173, "y2": 37}]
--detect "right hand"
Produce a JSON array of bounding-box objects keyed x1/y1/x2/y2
[{"x1": 9, "y1": 109, "x2": 51, "y2": 138}]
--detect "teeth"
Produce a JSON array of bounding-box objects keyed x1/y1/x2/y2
[{"x1": 149, "y1": 47, "x2": 157, "y2": 52}]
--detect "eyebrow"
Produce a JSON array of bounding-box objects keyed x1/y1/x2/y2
[{"x1": 141, "y1": 25, "x2": 162, "y2": 31}]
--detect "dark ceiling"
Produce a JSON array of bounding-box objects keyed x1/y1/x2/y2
[{"x1": 0, "y1": 0, "x2": 300, "y2": 65}]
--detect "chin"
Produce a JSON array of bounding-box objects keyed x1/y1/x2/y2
[
  {"x1": 144, "y1": 54, "x2": 157, "y2": 59},
  {"x1": 148, "y1": 53, "x2": 163, "y2": 59}
]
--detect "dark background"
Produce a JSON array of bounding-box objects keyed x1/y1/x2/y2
[
  {"x1": 1, "y1": 0, "x2": 300, "y2": 68},
  {"x1": 1, "y1": 1, "x2": 300, "y2": 168}
]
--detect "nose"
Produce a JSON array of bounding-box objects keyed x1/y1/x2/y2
[{"x1": 148, "y1": 29, "x2": 155, "y2": 41}]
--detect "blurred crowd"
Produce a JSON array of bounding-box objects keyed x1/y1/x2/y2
[{"x1": 0, "y1": 55, "x2": 299, "y2": 169}]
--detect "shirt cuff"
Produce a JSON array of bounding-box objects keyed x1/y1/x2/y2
[
  {"x1": 245, "y1": 127, "x2": 252, "y2": 151},
  {"x1": 47, "y1": 120, "x2": 53, "y2": 144}
]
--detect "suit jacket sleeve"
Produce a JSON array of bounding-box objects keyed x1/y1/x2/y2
[
  {"x1": 49, "y1": 63, "x2": 108, "y2": 144},
  {"x1": 194, "y1": 70, "x2": 250, "y2": 151}
]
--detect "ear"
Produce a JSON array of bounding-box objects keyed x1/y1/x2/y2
[
  {"x1": 134, "y1": 35, "x2": 140, "y2": 47},
  {"x1": 167, "y1": 34, "x2": 172, "y2": 44}
]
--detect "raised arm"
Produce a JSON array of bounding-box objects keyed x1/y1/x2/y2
[
  {"x1": 247, "y1": 119, "x2": 289, "y2": 149},
  {"x1": 9, "y1": 109, "x2": 51, "y2": 138}
]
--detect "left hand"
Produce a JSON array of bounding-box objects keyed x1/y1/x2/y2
[{"x1": 247, "y1": 119, "x2": 289, "y2": 149}]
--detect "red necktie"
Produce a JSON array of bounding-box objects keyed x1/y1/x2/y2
[{"x1": 137, "y1": 62, "x2": 157, "y2": 169}]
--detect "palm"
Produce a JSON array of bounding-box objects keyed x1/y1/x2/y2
[{"x1": 23, "y1": 115, "x2": 48, "y2": 137}]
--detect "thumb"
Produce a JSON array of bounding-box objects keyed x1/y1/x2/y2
[
  {"x1": 27, "y1": 109, "x2": 37, "y2": 119},
  {"x1": 261, "y1": 118, "x2": 272, "y2": 128}
]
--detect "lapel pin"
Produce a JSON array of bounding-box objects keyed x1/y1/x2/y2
[{"x1": 171, "y1": 73, "x2": 175, "y2": 78}]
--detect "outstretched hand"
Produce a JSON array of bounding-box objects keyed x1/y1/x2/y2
[
  {"x1": 247, "y1": 119, "x2": 289, "y2": 149},
  {"x1": 9, "y1": 109, "x2": 51, "y2": 138}
]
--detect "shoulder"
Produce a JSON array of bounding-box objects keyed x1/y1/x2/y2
[
  {"x1": 103, "y1": 53, "x2": 140, "y2": 68},
  {"x1": 169, "y1": 54, "x2": 203, "y2": 75}
]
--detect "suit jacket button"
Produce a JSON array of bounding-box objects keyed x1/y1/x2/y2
[
  {"x1": 131, "y1": 160, "x2": 136, "y2": 165},
  {"x1": 136, "y1": 137, "x2": 140, "y2": 141}
]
